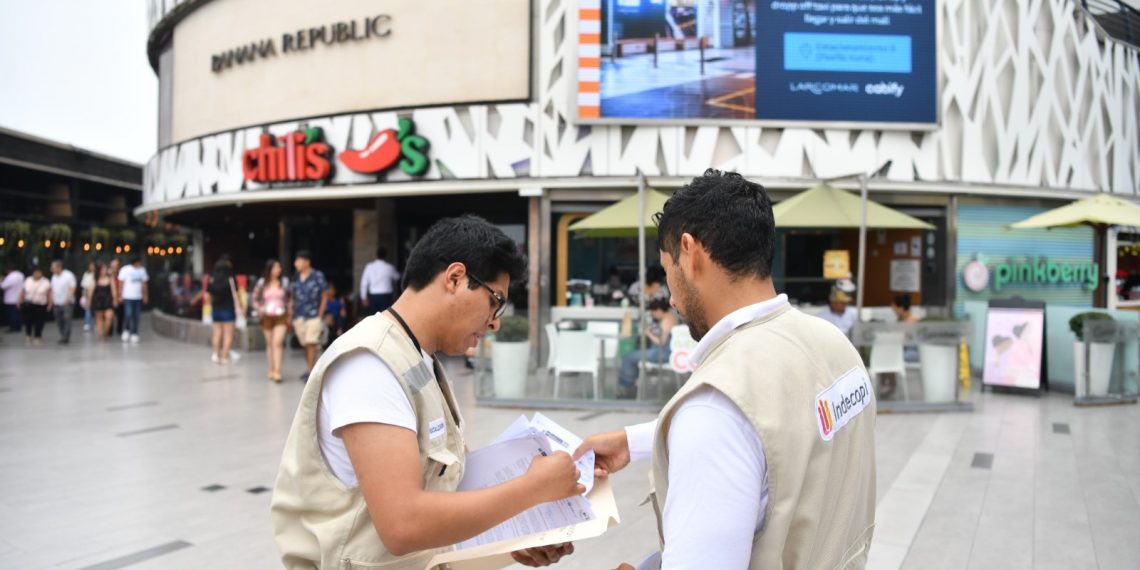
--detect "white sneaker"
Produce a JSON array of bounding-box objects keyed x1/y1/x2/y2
[
  {"x1": 211, "y1": 353, "x2": 220, "y2": 363},
  {"x1": 130, "y1": 334, "x2": 140, "y2": 344},
  {"x1": 229, "y1": 350, "x2": 241, "y2": 362},
  {"x1": 121, "y1": 331, "x2": 130, "y2": 342},
  {"x1": 83, "y1": 324, "x2": 92, "y2": 332}
]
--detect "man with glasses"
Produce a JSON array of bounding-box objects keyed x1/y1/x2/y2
[{"x1": 273, "y1": 215, "x2": 580, "y2": 569}]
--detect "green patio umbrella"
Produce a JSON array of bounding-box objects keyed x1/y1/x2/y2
[
  {"x1": 569, "y1": 179, "x2": 669, "y2": 392},
  {"x1": 568, "y1": 189, "x2": 673, "y2": 238},
  {"x1": 774, "y1": 182, "x2": 933, "y2": 314},
  {"x1": 773, "y1": 184, "x2": 935, "y2": 229},
  {"x1": 1011, "y1": 193, "x2": 1140, "y2": 308}
]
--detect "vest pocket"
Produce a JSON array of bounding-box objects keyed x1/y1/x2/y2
[{"x1": 425, "y1": 448, "x2": 462, "y2": 491}]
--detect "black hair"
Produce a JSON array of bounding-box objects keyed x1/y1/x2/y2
[
  {"x1": 402, "y1": 215, "x2": 526, "y2": 291},
  {"x1": 645, "y1": 265, "x2": 665, "y2": 285},
  {"x1": 130, "y1": 256, "x2": 143, "y2": 265},
  {"x1": 654, "y1": 169, "x2": 775, "y2": 280},
  {"x1": 295, "y1": 250, "x2": 311, "y2": 262},
  {"x1": 209, "y1": 257, "x2": 233, "y2": 296},
  {"x1": 647, "y1": 298, "x2": 672, "y2": 312},
  {"x1": 261, "y1": 259, "x2": 281, "y2": 283},
  {"x1": 893, "y1": 294, "x2": 912, "y2": 311},
  {"x1": 376, "y1": 246, "x2": 388, "y2": 260}
]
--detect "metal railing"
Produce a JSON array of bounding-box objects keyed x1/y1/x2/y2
[{"x1": 1082, "y1": 0, "x2": 1140, "y2": 50}]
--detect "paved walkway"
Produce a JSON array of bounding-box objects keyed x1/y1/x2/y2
[{"x1": 0, "y1": 321, "x2": 1137, "y2": 569}]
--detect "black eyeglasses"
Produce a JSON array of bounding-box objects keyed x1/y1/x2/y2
[{"x1": 468, "y1": 274, "x2": 507, "y2": 320}]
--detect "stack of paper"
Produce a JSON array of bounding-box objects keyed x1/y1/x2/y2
[{"x1": 425, "y1": 414, "x2": 621, "y2": 570}]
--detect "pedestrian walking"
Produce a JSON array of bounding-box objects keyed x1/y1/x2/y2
[
  {"x1": 322, "y1": 282, "x2": 348, "y2": 344},
  {"x1": 359, "y1": 247, "x2": 400, "y2": 316},
  {"x1": 18, "y1": 267, "x2": 51, "y2": 345},
  {"x1": 252, "y1": 259, "x2": 291, "y2": 382},
  {"x1": 49, "y1": 260, "x2": 77, "y2": 344},
  {"x1": 88, "y1": 263, "x2": 116, "y2": 342},
  {"x1": 80, "y1": 261, "x2": 96, "y2": 332},
  {"x1": 109, "y1": 258, "x2": 124, "y2": 337},
  {"x1": 289, "y1": 251, "x2": 328, "y2": 381},
  {"x1": 204, "y1": 257, "x2": 245, "y2": 364},
  {"x1": 2, "y1": 265, "x2": 24, "y2": 333},
  {"x1": 117, "y1": 256, "x2": 149, "y2": 343}
]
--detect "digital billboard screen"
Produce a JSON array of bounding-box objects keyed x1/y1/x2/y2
[{"x1": 577, "y1": 0, "x2": 937, "y2": 127}]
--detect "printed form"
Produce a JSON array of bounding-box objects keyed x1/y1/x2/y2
[{"x1": 456, "y1": 414, "x2": 596, "y2": 549}]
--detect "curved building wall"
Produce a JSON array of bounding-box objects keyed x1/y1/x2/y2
[{"x1": 142, "y1": 0, "x2": 1140, "y2": 215}]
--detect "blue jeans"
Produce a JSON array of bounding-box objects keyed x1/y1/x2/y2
[
  {"x1": 4, "y1": 304, "x2": 20, "y2": 332},
  {"x1": 367, "y1": 293, "x2": 393, "y2": 316},
  {"x1": 123, "y1": 299, "x2": 142, "y2": 335},
  {"x1": 619, "y1": 346, "x2": 670, "y2": 389}
]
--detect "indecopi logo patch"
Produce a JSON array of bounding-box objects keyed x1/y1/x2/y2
[{"x1": 339, "y1": 118, "x2": 430, "y2": 176}]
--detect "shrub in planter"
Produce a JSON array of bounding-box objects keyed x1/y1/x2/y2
[
  {"x1": 494, "y1": 315, "x2": 529, "y2": 343},
  {"x1": 491, "y1": 315, "x2": 530, "y2": 398},
  {"x1": 1069, "y1": 312, "x2": 1115, "y2": 397},
  {"x1": 917, "y1": 316, "x2": 963, "y2": 403},
  {"x1": 1069, "y1": 312, "x2": 1114, "y2": 343}
]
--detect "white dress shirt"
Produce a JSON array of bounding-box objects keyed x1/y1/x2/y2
[
  {"x1": 816, "y1": 305, "x2": 858, "y2": 336},
  {"x1": 360, "y1": 259, "x2": 400, "y2": 299},
  {"x1": 625, "y1": 294, "x2": 788, "y2": 569}
]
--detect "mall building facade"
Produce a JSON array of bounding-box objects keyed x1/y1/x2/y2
[{"x1": 142, "y1": 0, "x2": 1140, "y2": 399}]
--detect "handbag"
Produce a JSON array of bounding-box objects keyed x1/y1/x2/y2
[{"x1": 230, "y1": 277, "x2": 247, "y2": 330}]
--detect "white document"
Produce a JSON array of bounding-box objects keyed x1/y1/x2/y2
[
  {"x1": 426, "y1": 476, "x2": 621, "y2": 570},
  {"x1": 492, "y1": 413, "x2": 596, "y2": 494},
  {"x1": 456, "y1": 430, "x2": 595, "y2": 550}
]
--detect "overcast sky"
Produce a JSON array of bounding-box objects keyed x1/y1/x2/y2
[{"x1": 0, "y1": 0, "x2": 157, "y2": 165}]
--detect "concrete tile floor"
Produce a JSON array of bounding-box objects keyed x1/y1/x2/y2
[{"x1": 0, "y1": 320, "x2": 1137, "y2": 569}]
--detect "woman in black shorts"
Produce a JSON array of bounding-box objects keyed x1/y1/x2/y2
[{"x1": 88, "y1": 263, "x2": 117, "y2": 341}]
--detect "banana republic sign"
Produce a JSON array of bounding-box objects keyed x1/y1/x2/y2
[{"x1": 211, "y1": 14, "x2": 392, "y2": 73}]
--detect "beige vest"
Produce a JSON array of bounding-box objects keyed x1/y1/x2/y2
[
  {"x1": 271, "y1": 314, "x2": 467, "y2": 569},
  {"x1": 651, "y1": 305, "x2": 876, "y2": 569}
]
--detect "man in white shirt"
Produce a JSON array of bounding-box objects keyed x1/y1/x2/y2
[
  {"x1": 575, "y1": 170, "x2": 876, "y2": 569},
  {"x1": 49, "y1": 261, "x2": 77, "y2": 344},
  {"x1": 117, "y1": 256, "x2": 149, "y2": 343},
  {"x1": 817, "y1": 286, "x2": 858, "y2": 337},
  {"x1": 2, "y1": 266, "x2": 24, "y2": 333},
  {"x1": 360, "y1": 247, "x2": 400, "y2": 316}
]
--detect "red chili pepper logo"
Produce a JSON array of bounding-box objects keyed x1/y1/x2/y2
[
  {"x1": 339, "y1": 118, "x2": 430, "y2": 176},
  {"x1": 339, "y1": 129, "x2": 400, "y2": 174}
]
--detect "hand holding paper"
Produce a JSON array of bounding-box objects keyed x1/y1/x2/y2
[
  {"x1": 524, "y1": 452, "x2": 586, "y2": 501},
  {"x1": 574, "y1": 429, "x2": 632, "y2": 479}
]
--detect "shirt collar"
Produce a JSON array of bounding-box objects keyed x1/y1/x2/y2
[{"x1": 689, "y1": 294, "x2": 789, "y2": 366}]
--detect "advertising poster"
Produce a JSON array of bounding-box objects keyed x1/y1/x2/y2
[
  {"x1": 889, "y1": 259, "x2": 920, "y2": 293},
  {"x1": 581, "y1": 0, "x2": 936, "y2": 125},
  {"x1": 982, "y1": 307, "x2": 1045, "y2": 390}
]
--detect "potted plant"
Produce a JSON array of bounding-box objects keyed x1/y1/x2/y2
[
  {"x1": 916, "y1": 316, "x2": 963, "y2": 403},
  {"x1": 1070, "y1": 312, "x2": 1115, "y2": 396},
  {"x1": 491, "y1": 315, "x2": 530, "y2": 398}
]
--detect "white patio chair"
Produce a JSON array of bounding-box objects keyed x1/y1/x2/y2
[
  {"x1": 552, "y1": 331, "x2": 601, "y2": 399},
  {"x1": 544, "y1": 322, "x2": 558, "y2": 375},
  {"x1": 868, "y1": 331, "x2": 909, "y2": 401},
  {"x1": 586, "y1": 321, "x2": 620, "y2": 363}
]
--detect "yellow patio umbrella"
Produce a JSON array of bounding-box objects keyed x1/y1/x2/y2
[
  {"x1": 773, "y1": 184, "x2": 935, "y2": 229},
  {"x1": 568, "y1": 189, "x2": 673, "y2": 238},
  {"x1": 569, "y1": 178, "x2": 668, "y2": 388},
  {"x1": 1010, "y1": 193, "x2": 1140, "y2": 308},
  {"x1": 1009, "y1": 193, "x2": 1140, "y2": 229}
]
